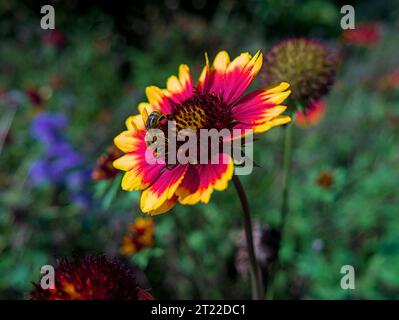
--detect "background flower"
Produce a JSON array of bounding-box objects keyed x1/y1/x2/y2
[
  {"x1": 120, "y1": 217, "x2": 155, "y2": 256},
  {"x1": 296, "y1": 100, "x2": 327, "y2": 128},
  {"x1": 342, "y1": 22, "x2": 381, "y2": 46},
  {"x1": 31, "y1": 256, "x2": 154, "y2": 300},
  {"x1": 91, "y1": 146, "x2": 123, "y2": 181},
  {"x1": 235, "y1": 223, "x2": 280, "y2": 276},
  {"x1": 315, "y1": 170, "x2": 335, "y2": 190},
  {"x1": 29, "y1": 112, "x2": 92, "y2": 208},
  {"x1": 261, "y1": 38, "x2": 336, "y2": 112},
  {"x1": 42, "y1": 29, "x2": 66, "y2": 49}
]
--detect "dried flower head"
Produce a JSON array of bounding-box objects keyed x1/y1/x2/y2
[
  {"x1": 31, "y1": 256, "x2": 154, "y2": 300},
  {"x1": 235, "y1": 224, "x2": 280, "y2": 276},
  {"x1": 262, "y1": 38, "x2": 336, "y2": 111}
]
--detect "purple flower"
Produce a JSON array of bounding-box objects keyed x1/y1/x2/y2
[
  {"x1": 71, "y1": 190, "x2": 92, "y2": 209},
  {"x1": 29, "y1": 112, "x2": 94, "y2": 209},
  {"x1": 31, "y1": 112, "x2": 68, "y2": 145},
  {"x1": 49, "y1": 152, "x2": 83, "y2": 182},
  {"x1": 66, "y1": 169, "x2": 91, "y2": 191},
  {"x1": 29, "y1": 160, "x2": 50, "y2": 185},
  {"x1": 46, "y1": 142, "x2": 74, "y2": 158}
]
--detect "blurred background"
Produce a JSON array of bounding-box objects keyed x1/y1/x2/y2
[{"x1": 0, "y1": 0, "x2": 398, "y2": 299}]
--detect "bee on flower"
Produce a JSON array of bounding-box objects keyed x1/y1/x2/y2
[{"x1": 113, "y1": 50, "x2": 291, "y2": 214}]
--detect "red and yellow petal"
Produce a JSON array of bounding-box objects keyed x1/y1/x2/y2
[
  {"x1": 177, "y1": 154, "x2": 234, "y2": 205},
  {"x1": 120, "y1": 166, "x2": 149, "y2": 191},
  {"x1": 179, "y1": 64, "x2": 194, "y2": 91},
  {"x1": 204, "y1": 50, "x2": 230, "y2": 98},
  {"x1": 166, "y1": 64, "x2": 194, "y2": 103},
  {"x1": 252, "y1": 115, "x2": 291, "y2": 134},
  {"x1": 140, "y1": 164, "x2": 188, "y2": 214},
  {"x1": 114, "y1": 130, "x2": 144, "y2": 153},
  {"x1": 113, "y1": 127, "x2": 166, "y2": 192},
  {"x1": 114, "y1": 152, "x2": 165, "y2": 192},
  {"x1": 296, "y1": 100, "x2": 326, "y2": 128},
  {"x1": 146, "y1": 195, "x2": 178, "y2": 215},
  {"x1": 137, "y1": 102, "x2": 157, "y2": 118},
  {"x1": 231, "y1": 82, "x2": 291, "y2": 135},
  {"x1": 174, "y1": 165, "x2": 200, "y2": 201},
  {"x1": 222, "y1": 50, "x2": 263, "y2": 105},
  {"x1": 197, "y1": 52, "x2": 211, "y2": 93},
  {"x1": 144, "y1": 65, "x2": 195, "y2": 115},
  {"x1": 145, "y1": 86, "x2": 174, "y2": 114},
  {"x1": 201, "y1": 50, "x2": 263, "y2": 105},
  {"x1": 125, "y1": 114, "x2": 145, "y2": 131},
  {"x1": 213, "y1": 50, "x2": 230, "y2": 72}
]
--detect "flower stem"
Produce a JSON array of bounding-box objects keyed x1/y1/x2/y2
[
  {"x1": 280, "y1": 123, "x2": 293, "y2": 234},
  {"x1": 232, "y1": 175, "x2": 264, "y2": 300},
  {"x1": 266, "y1": 123, "x2": 294, "y2": 299}
]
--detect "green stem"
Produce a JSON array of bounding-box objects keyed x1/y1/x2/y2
[
  {"x1": 266, "y1": 123, "x2": 294, "y2": 299},
  {"x1": 280, "y1": 123, "x2": 293, "y2": 235},
  {"x1": 232, "y1": 175, "x2": 264, "y2": 300}
]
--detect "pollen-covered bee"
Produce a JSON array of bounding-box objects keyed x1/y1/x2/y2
[
  {"x1": 145, "y1": 110, "x2": 166, "y2": 130},
  {"x1": 143, "y1": 110, "x2": 169, "y2": 149},
  {"x1": 143, "y1": 109, "x2": 176, "y2": 171}
]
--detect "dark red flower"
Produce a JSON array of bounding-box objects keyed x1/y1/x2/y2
[
  {"x1": 31, "y1": 256, "x2": 155, "y2": 300},
  {"x1": 43, "y1": 29, "x2": 66, "y2": 49},
  {"x1": 92, "y1": 146, "x2": 123, "y2": 180},
  {"x1": 26, "y1": 87, "x2": 43, "y2": 106}
]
